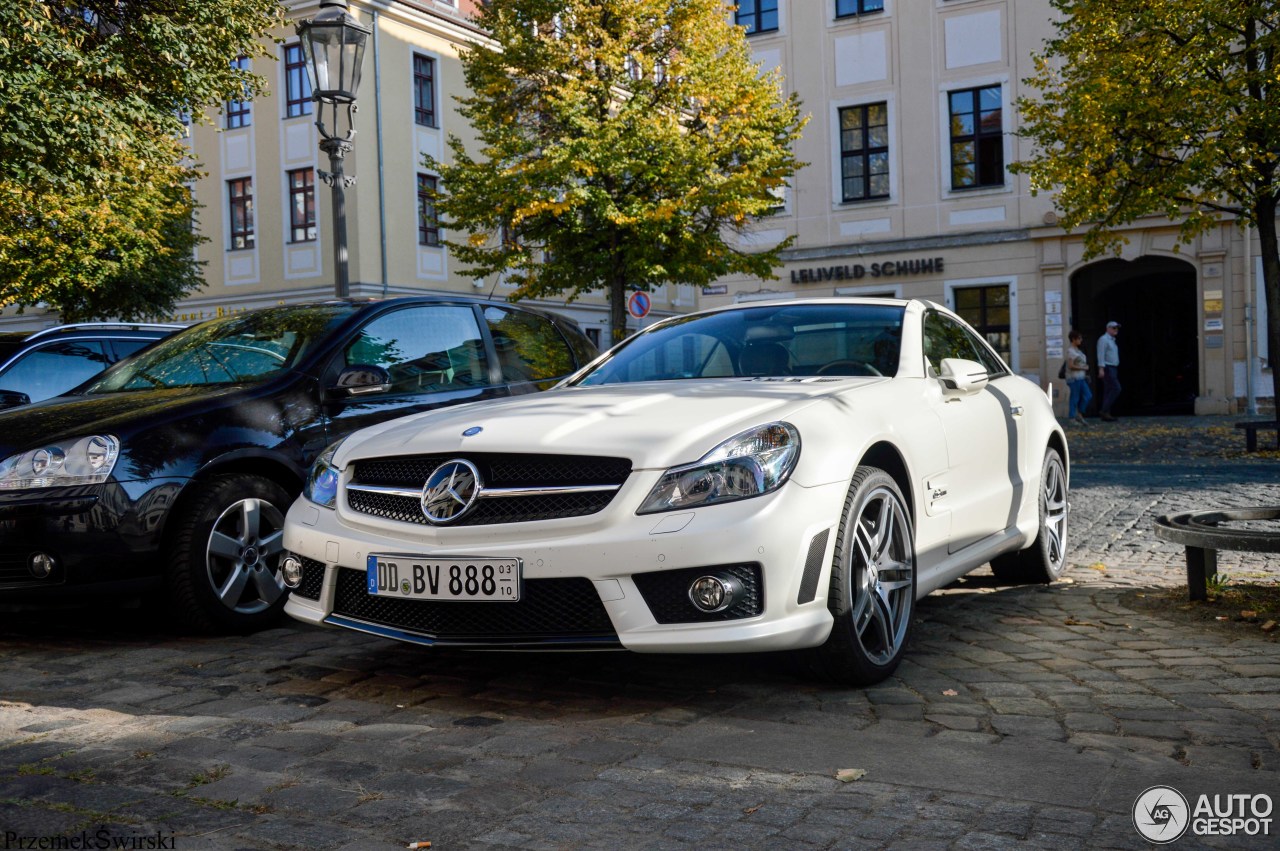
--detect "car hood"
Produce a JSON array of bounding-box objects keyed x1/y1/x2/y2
[
  {"x1": 0, "y1": 387, "x2": 246, "y2": 457},
  {"x1": 337, "y1": 377, "x2": 885, "y2": 470}
]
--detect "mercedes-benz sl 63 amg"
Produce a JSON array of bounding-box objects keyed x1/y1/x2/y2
[{"x1": 282, "y1": 299, "x2": 1068, "y2": 684}]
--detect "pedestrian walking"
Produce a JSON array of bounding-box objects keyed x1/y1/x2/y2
[
  {"x1": 1065, "y1": 330, "x2": 1092, "y2": 426},
  {"x1": 1096, "y1": 320, "x2": 1121, "y2": 421}
]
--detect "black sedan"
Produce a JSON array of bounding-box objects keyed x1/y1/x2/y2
[{"x1": 0, "y1": 297, "x2": 596, "y2": 631}]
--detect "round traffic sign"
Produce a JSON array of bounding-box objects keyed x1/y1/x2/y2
[{"x1": 627, "y1": 291, "x2": 651, "y2": 319}]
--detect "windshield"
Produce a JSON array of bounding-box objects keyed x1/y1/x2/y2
[
  {"x1": 575, "y1": 303, "x2": 905, "y2": 386},
  {"x1": 83, "y1": 304, "x2": 358, "y2": 393}
]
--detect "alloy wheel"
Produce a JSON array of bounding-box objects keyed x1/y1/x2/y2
[
  {"x1": 205, "y1": 497, "x2": 286, "y2": 614},
  {"x1": 850, "y1": 485, "x2": 914, "y2": 666}
]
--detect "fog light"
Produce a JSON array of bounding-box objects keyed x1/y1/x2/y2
[
  {"x1": 688, "y1": 574, "x2": 743, "y2": 613},
  {"x1": 29, "y1": 552, "x2": 56, "y2": 579},
  {"x1": 282, "y1": 555, "x2": 304, "y2": 589}
]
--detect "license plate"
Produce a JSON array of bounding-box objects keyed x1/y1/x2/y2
[{"x1": 366, "y1": 554, "x2": 521, "y2": 602}]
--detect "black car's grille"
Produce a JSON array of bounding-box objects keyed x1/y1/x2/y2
[
  {"x1": 291, "y1": 554, "x2": 326, "y2": 601},
  {"x1": 632, "y1": 563, "x2": 764, "y2": 623},
  {"x1": 347, "y1": 453, "x2": 631, "y2": 526},
  {"x1": 331, "y1": 567, "x2": 617, "y2": 642}
]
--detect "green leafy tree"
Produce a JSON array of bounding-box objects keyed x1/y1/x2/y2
[
  {"x1": 1014, "y1": 1, "x2": 1280, "y2": 380},
  {"x1": 0, "y1": 1, "x2": 284, "y2": 321},
  {"x1": 429, "y1": 0, "x2": 807, "y2": 342}
]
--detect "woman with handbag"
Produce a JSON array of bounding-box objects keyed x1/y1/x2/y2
[{"x1": 1065, "y1": 330, "x2": 1092, "y2": 426}]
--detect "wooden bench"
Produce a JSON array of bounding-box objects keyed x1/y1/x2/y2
[
  {"x1": 1153, "y1": 507, "x2": 1280, "y2": 600},
  {"x1": 1234, "y1": 420, "x2": 1280, "y2": 452}
]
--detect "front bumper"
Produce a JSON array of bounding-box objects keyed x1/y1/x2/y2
[
  {"x1": 283, "y1": 474, "x2": 848, "y2": 653},
  {"x1": 0, "y1": 478, "x2": 185, "y2": 598}
]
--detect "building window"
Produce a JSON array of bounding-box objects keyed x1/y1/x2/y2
[
  {"x1": 226, "y1": 56, "x2": 251, "y2": 129},
  {"x1": 228, "y1": 177, "x2": 255, "y2": 250},
  {"x1": 284, "y1": 43, "x2": 312, "y2": 118},
  {"x1": 417, "y1": 173, "x2": 440, "y2": 246},
  {"x1": 736, "y1": 0, "x2": 778, "y2": 35},
  {"x1": 949, "y1": 85, "x2": 1003, "y2": 189},
  {"x1": 287, "y1": 169, "x2": 316, "y2": 243},
  {"x1": 836, "y1": 0, "x2": 883, "y2": 17},
  {"x1": 839, "y1": 103, "x2": 889, "y2": 202},
  {"x1": 413, "y1": 54, "x2": 436, "y2": 127},
  {"x1": 953, "y1": 284, "x2": 1011, "y2": 366}
]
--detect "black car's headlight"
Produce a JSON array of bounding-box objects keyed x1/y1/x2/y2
[
  {"x1": 637, "y1": 422, "x2": 800, "y2": 514},
  {"x1": 0, "y1": 435, "x2": 120, "y2": 490},
  {"x1": 304, "y1": 439, "x2": 344, "y2": 509}
]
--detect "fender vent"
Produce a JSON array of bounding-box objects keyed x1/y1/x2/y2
[{"x1": 796, "y1": 528, "x2": 831, "y2": 604}]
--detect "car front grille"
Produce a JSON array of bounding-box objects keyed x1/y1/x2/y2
[
  {"x1": 632, "y1": 563, "x2": 764, "y2": 623},
  {"x1": 346, "y1": 453, "x2": 631, "y2": 526},
  {"x1": 331, "y1": 566, "x2": 618, "y2": 643}
]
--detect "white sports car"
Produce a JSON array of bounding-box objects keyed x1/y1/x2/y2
[{"x1": 282, "y1": 298, "x2": 1068, "y2": 684}]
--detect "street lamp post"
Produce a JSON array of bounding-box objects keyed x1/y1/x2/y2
[{"x1": 296, "y1": 0, "x2": 371, "y2": 298}]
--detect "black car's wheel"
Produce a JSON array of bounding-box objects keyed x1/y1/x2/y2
[
  {"x1": 167, "y1": 474, "x2": 291, "y2": 633},
  {"x1": 809, "y1": 466, "x2": 916, "y2": 686},
  {"x1": 990, "y1": 447, "x2": 1068, "y2": 584}
]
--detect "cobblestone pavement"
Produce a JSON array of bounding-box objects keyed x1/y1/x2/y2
[{"x1": 1, "y1": 416, "x2": 1278, "y2": 850}]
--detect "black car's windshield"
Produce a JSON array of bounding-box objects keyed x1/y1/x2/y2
[
  {"x1": 83, "y1": 304, "x2": 358, "y2": 393},
  {"x1": 574, "y1": 302, "x2": 905, "y2": 386}
]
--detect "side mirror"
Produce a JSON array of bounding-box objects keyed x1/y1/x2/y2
[
  {"x1": 328, "y1": 364, "x2": 391, "y2": 398},
  {"x1": 0, "y1": 389, "x2": 32, "y2": 410},
  {"x1": 939, "y1": 358, "x2": 990, "y2": 395}
]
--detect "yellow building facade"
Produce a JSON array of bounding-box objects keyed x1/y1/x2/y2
[
  {"x1": 720, "y1": 0, "x2": 1272, "y2": 414},
  {"x1": 4, "y1": 0, "x2": 1271, "y2": 412}
]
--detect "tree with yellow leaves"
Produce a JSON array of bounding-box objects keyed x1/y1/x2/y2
[
  {"x1": 0, "y1": 1, "x2": 283, "y2": 321},
  {"x1": 428, "y1": 0, "x2": 806, "y2": 342},
  {"x1": 1015, "y1": 2, "x2": 1280, "y2": 377}
]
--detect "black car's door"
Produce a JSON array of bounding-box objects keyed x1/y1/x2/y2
[{"x1": 320, "y1": 303, "x2": 509, "y2": 443}]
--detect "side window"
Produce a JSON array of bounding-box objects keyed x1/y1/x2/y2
[
  {"x1": 483, "y1": 306, "x2": 575, "y2": 384},
  {"x1": 922, "y1": 312, "x2": 985, "y2": 376},
  {"x1": 344, "y1": 306, "x2": 491, "y2": 394},
  {"x1": 110, "y1": 339, "x2": 156, "y2": 360},
  {"x1": 0, "y1": 341, "x2": 110, "y2": 402}
]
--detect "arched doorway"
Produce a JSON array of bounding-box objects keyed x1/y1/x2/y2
[{"x1": 1069, "y1": 256, "x2": 1198, "y2": 416}]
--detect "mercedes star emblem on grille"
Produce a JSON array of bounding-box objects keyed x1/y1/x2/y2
[{"x1": 421, "y1": 459, "x2": 482, "y2": 524}]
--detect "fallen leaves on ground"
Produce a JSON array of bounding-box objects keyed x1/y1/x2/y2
[{"x1": 1123, "y1": 583, "x2": 1280, "y2": 640}]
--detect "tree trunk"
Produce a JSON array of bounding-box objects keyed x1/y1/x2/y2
[
  {"x1": 609, "y1": 275, "x2": 628, "y2": 345},
  {"x1": 1253, "y1": 195, "x2": 1280, "y2": 407}
]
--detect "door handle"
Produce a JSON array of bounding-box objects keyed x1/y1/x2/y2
[{"x1": 1008, "y1": 404, "x2": 1024, "y2": 417}]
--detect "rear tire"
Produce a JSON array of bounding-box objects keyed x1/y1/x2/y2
[
  {"x1": 808, "y1": 466, "x2": 916, "y2": 686},
  {"x1": 990, "y1": 448, "x2": 1068, "y2": 584},
  {"x1": 166, "y1": 474, "x2": 292, "y2": 633}
]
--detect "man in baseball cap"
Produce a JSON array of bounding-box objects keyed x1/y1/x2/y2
[{"x1": 1096, "y1": 321, "x2": 1121, "y2": 420}]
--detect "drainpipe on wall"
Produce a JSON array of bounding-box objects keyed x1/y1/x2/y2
[
  {"x1": 372, "y1": 8, "x2": 389, "y2": 297},
  {"x1": 1245, "y1": 222, "x2": 1257, "y2": 415}
]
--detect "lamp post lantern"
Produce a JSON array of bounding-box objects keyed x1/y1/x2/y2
[{"x1": 296, "y1": 0, "x2": 371, "y2": 298}]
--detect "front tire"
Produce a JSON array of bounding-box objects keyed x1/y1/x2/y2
[
  {"x1": 990, "y1": 447, "x2": 1068, "y2": 584},
  {"x1": 167, "y1": 474, "x2": 292, "y2": 633},
  {"x1": 809, "y1": 466, "x2": 916, "y2": 686}
]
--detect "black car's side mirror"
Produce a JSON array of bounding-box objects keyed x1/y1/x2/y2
[
  {"x1": 0, "y1": 389, "x2": 32, "y2": 410},
  {"x1": 328, "y1": 364, "x2": 391, "y2": 398}
]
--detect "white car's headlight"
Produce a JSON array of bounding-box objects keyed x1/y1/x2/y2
[
  {"x1": 304, "y1": 439, "x2": 345, "y2": 509},
  {"x1": 0, "y1": 435, "x2": 120, "y2": 490},
  {"x1": 638, "y1": 422, "x2": 800, "y2": 515}
]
